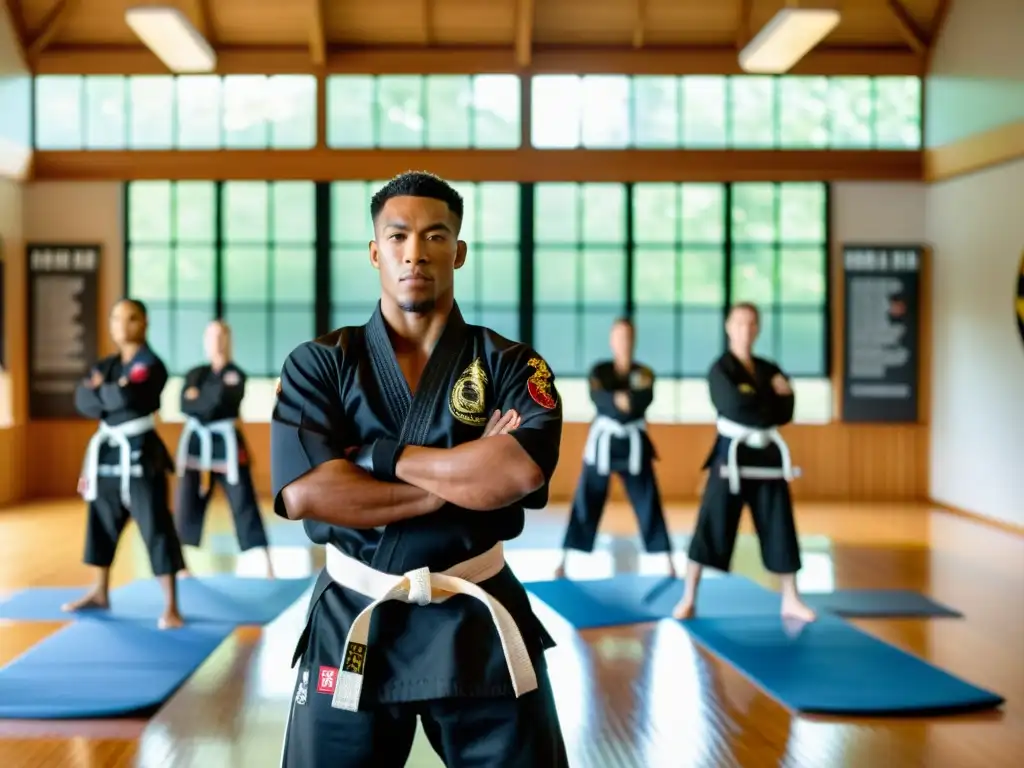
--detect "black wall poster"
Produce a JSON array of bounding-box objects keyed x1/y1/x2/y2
[
  {"x1": 841, "y1": 244, "x2": 923, "y2": 423},
  {"x1": 27, "y1": 244, "x2": 101, "y2": 419}
]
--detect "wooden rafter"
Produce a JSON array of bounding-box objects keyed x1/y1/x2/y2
[
  {"x1": 885, "y1": 0, "x2": 927, "y2": 54},
  {"x1": 2, "y1": 0, "x2": 28, "y2": 66},
  {"x1": 422, "y1": 0, "x2": 432, "y2": 46},
  {"x1": 27, "y1": 0, "x2": 81, "y2": 60},
  {"x1": 736, "y1": 0, "x2": 753, "y2": 49},
  {"x1": 632, "y1": 0, "x2": 646, "y2": 49},
  {"x1": 186, "y1": 0, "x2": 211, "y2": 41},
  {"x1": 925, "y1": 0, "x2": 953, "y2": 69},
  {"x1": 514, "y1": 0, "x2": 534, "y2": 68},
  {"x1": 309, "y1": 0, "x2": 325, "y2": 67}
]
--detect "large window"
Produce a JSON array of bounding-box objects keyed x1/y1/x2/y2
[
  {"x1": 127, "y1": 181, "x2": 217, "y2": 374},
  {"x1": 326, "y1": 75, "x2": 521, "y2": 149},
  {"x1": 127, "y1": 179, "x2": 831, "y2": 424},
  {"x1": 330, "y1": 181, "x2": 522, "y2": 338},
  {"x1": 528, "y1": 182, "x2": 831, "y2": 423},
  {"x1": 34, "y1": 75, "x2": 317, "y2": 150},
  {"x1": 222, "y1": 182, "x2": 317, "y2": 376},
  {"x1": 126, "y1": 181, "x2": 316, "y2": 377},
  {"x1": 531, "y1": 75, "x2": 921, "y2": 150}
]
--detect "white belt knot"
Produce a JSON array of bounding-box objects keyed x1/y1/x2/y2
[
  {"x1": 81, "y1": 414, "x2": 156, "y2": 508},
  {"x1": 583, "y1": 414, "x2": 646, "y2": 476},
  {"x1": 715, "y1": 416, "x2": 797, "y2": 494},
  {"x1": 324, "y1": 543, "x2": 536, "y2": 712},
  {"x1": 176, "y1": 417, "x2": 240, "y2": 485}
]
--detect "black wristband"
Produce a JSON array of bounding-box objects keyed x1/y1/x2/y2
[{"x1": 370, "y1": 438, "x2": 405, "y2": 482}]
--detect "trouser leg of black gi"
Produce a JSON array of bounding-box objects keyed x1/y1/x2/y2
[
  {"x1": 561, "y1": 463, "x2": 611, "y2": 552},
  {"x1": 420, "y1": 655, "x2": 569, "y2": 768},
  {"x1": 215, "y1": 466, "x2": 270, "y2": 552},
  {"x1": 686, "y1": 471, "x2": 747, "y2": 572},
  {"x1": 85, "y1": 475, "x2": 185, "y2": 576},
  {"x1": 620, "y1": 465, "x2": 672, "y2": 554},
  {"x1": 174, "y1": 468, "x2": 209, "y2": 547},
  {"x1": 747, "y1": 478, "x2": 803, "y2": 574}
]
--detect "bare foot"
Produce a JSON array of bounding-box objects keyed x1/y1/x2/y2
[
  {"x1": 672, "y1": 600, "x2": 695, "y2": 620},
  {"x1": 178, "y1": 568, "x2": 193, "y2": 579},
  {"x1": 158, "y1": 611, "x2": 185, "y2": 630},
  {"x1": 61, "y1": 590, "x2": 109, "y2": 613},
  {"x1": 553, "y1": 564, "x2": 566, "y2": 579},
  {"x1": 781, "y1": 597, "x2": 817, "y2": 623}
]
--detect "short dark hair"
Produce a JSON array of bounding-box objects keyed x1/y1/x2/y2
[
  {"x1": 612, "y1": 316, "x2": 634, "y2": 331},
  {"x1": 728, "y1": 302, "x2": 759, "y2": 322},
  {"x1": 370, "y1": 171, "x2": 464, "y2": 229},
  {"x1": 116, "y1": 297, "x2": 148, "y2": 318}
]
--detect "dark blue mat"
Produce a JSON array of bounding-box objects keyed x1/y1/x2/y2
[
  {"x1": 525, "y1": 574, "x2": 774, "y2": 629},
  {"x1": 683, "y1": 614, "x2": 1003, "y2": 715},
  {"x1": 0, "y1": 620, "x2": 233, "y2": 719},
  {"x1": 804, "y1": 589, "x2": 962, "y2": 618},
  {"x1": 0, "y1": 576, "x2": 313, "y2": 625}
]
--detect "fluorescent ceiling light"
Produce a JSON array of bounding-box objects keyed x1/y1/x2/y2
[
  {"x1": 125, "y1": 6, "x2": 216, "y2": 73},
  {"x1": 739, "y1": 7, "x2": 841, "y2": 74}
]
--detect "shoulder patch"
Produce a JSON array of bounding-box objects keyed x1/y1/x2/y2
[
  {"x1": 630, "y1": 365, "x2": 654, "y2": 390},
  {"x1": 128, "y1": 362, "x2": 150, "y2": 384},
  {"x1": 526, "y1": 356, "x2": 557, "y2": 410},
  {"x1": 450, "y1": 358, "x2": 489, "y2": 426}
]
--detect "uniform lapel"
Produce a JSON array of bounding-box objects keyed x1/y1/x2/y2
[{"x1": 364, "y1": 301, "x2": 469, "y2": 447}]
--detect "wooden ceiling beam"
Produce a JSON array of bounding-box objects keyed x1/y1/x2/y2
[
  {"x1": 32, "y1": 44, "x2": 927, "y2": 77},
  {"x1": 2, "y1": 0, "x2": 28, "y2": 66},
  {"x1": 736, "y1": 0, "x2": 753, "y2": 49},
  {"x1": 515, "y1": 0, "x2": 534, "y2": 69},
  {"x1": 186, "y1": 0, "x2": 211, "y2": 41},
  {"x1": 422, "y1": 0, "x2": 432, "y2": 46},
  {"x1": 309, "y1": 0, "x2": 325, "y2": 67},
  {"x1": 925, "y1": 0, "x2": 953, "y2": 70},
  {"x1": 27, "y1": 0, "x2": 81, "y2": 61},
  {"x1": 632, "y1": 0, "x2": 646, "y2": 49},
  {"x1": 885, "y1": 0, "x2": 927, "y2": 54}
]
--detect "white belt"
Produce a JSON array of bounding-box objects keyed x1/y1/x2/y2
[
  {"x1": 715, "y1": 416, "x2": 798, "y2": 494},
  {"x1": 81, "y1": 415, "x2": 156, "y2": 508},
  {"x1": 583, "y1": 415, "x2": 646, "y2": 476},
  {"x1": 324, "y1": 542, "x2": 536, "y2": 712},
  {"x1": 176, "y1": 417, "x2": 240, "y2": 485}
]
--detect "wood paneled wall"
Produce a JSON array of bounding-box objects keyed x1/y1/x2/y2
[
  {"x1": 0, "y1": 426, "x2": 27, "y2": 505},
  {"x1": 24, "y1": 417, "x2": 928, "y2": 505}
]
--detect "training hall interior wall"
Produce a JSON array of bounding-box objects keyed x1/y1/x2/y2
[
  {"x1": 13, "y1": 180, "x2": 930, "y2": 504},
  {"x1": 924, "y1": 0, "x2": 1024, "y2": 527}
]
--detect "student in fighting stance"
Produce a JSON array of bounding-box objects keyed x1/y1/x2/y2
[
  {"x1": 555, "y1": 317, "x2": 675, "y2": 578},
  {"x1": 673, "y1": 302, "x2": 816, "y2": 622},
  {"x1": 64, "y1": 298, "x2": 185, "y2": 629},
  {"x1": 175, "y1": 320, "x2": 273, "y2": 578}
]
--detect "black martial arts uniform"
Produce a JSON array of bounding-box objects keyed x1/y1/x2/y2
[
  {"x1": 174, "y1": 362, "x2": 269, "y2": 552},
  {"x1": 687, "y1": 352, "x2": 802, "y2": 575},
  {"x1": 74, "y1": 345, "x2": 185, "y2": 576},
  {"x1": 561, "y1": 360, "x2": 671, "y2": 555},
  {"x1": 271, "y1": 302, "x2": 569, "y2": 768}
]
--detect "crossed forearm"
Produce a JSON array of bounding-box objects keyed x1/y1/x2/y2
[{"x1": 395, "y1": 435, "x2": 544, "y2": 512}]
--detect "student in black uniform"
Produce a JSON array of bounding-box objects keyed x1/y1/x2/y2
[
  {"x1": 554, "y1": 317, "x2": 675, "y2": 578},
  {"x1": 271, "y1": 172, "x2": 568, "y2": 767},
  {"x1": 174, "y1": 320, "x2": 273, "y2": 578},
  {"x1": 63, "y1": 298, "x2": 185, "y2": 630},
  {"x1": 673, "y1": 302, "x2": 816, "y2": 622}
]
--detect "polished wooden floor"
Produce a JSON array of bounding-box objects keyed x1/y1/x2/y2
[{"x1": 0, "y1": 497, "x2": 1022, "y2": 768}]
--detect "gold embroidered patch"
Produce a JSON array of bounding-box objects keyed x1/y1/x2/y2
[
  {"x1": 527, "y1": 357, "x2": 557, "y2": 410},
  {"x1": 738, "y1": 383, "x2": 755, "y2": 394},
  {"x1": 342, "y1": 642, "x2": 367, "y2": 675},
  {"x1": 450, "y1": 358, "x2": 489, "y2": 426}
]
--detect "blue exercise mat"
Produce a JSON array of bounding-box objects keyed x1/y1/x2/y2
[
  {"x1": 0, "y1": 619, "x2": 234, "y2": 719},
  {"x1": 0, "y1": 576, "x2": 314, "y2": 625},
  {"x1": 208, "y1": 523, "x2": 312, "y2": 553},
  {"x1": 803, "y1": 589, "x2": 962, "y2": 618},
  {"x1": 525, "y1": 574, "x2": 775, "y2": 629},
  {"x1": 683, "y1": 613, "x2": 1003, "y2": 715}
]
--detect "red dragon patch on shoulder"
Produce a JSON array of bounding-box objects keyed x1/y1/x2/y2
[{"x1": 526, "y1": 357, "x2": 556, "y2": 410}]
